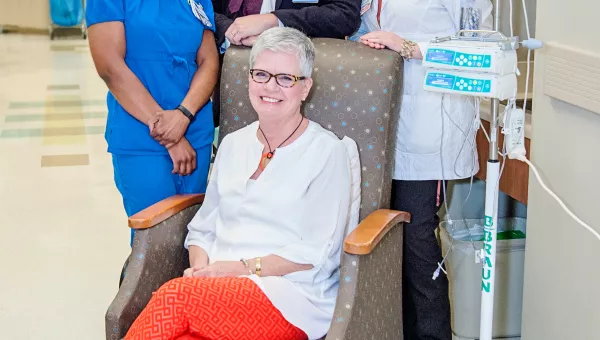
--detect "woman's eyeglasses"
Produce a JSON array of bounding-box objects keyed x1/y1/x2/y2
[{"x1": 249, "y1": 69, "x2": 306, "y2": 88}]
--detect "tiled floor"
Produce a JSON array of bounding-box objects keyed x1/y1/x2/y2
[{"x1": 0, "y1": 34, "x2": 129, "y2": 339}]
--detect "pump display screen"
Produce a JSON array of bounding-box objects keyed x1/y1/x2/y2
[
  {"x1": 425, "y1": 49, "x2": 492, "y2": 69},
  {"x1": 425, "y1": 72, "x2": 492, "y2": 93}
]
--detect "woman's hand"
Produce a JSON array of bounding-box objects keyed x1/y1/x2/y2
[
  {"x1": 167, "y1": 137, "x2": 197, "y2": 176},
  {"x1": 193, "y1": 261, "x2": 249, "y2": 278},
  {"x1": 185, "y1": 246, "x2": 209, "y2": 277},
  {"x1": 149, "y1": 109, "x2": 190, "y2": 146},
  {"x1": 241, "y1": 35, "x2": 259, "y2": 47},
  {"x1": 225, "y1": 14, "x2": 278, "y2": 45},
  {"x1": 360, "y1": 31, "x2": 423, "y2": 59},
  {"x1": 360, "y1": 31, "x2": 404, "y2": 52},
  {"x1": 183, "y1": 264, "x2": 207, "y2": 277}
]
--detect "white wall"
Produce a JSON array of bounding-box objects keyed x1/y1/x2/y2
[
  {"x1": 497, "y1": 0, "x2": 537, "y2": 61},
  {"x1": 0, "y1": 0, "x2": 50, "y2": 29},
  {"x1": 521, "y1": 0, "x2": 600, "y2": 338}
]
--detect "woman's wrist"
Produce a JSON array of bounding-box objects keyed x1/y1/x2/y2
[
  {"x1": 180, "y1": 98, "x2": 200, "y2": 117},
  {"x1": 397, "y1": 39, "x2": 419, "y2": 60},
  {"x1": 240, "y1": 258, "x2": 253, "y2": 275},
  {"x1": 189, "y1": 245, "x2": 209, "y2": 268},
  {"x1": 245, "y1": 257, "x2": 262, "y2": 277}
]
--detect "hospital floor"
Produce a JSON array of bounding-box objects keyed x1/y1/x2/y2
[
  {"x1": 0, "y1": 33, "x2": 128, "y2": 339},
  {"x1": 0, "y1": 33, "x2": 521, "y2": 340}
]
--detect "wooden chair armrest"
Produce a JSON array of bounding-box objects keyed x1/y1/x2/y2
[
  {"x1": 344, "y1": 209, "x2": 411, "y2": 255},
  {"x1": 128, "y1": 194, "x2": 205, "y2": 230}
]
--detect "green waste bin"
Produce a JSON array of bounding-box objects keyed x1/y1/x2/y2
[{"x1": 439, "y1": 218, "x2": 526, "y2": 339}]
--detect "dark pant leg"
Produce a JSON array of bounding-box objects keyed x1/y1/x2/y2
[{"x1": 392, "y1": 180, "x2": 452, "y2": 340}]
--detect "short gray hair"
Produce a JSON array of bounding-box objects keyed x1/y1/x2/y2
[{"x1": 249, "y1": 27, "x2": 316, "y2": 78}]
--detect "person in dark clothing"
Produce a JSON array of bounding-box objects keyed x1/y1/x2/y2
[{"x1": 211, "y1": 0, "x2": 361, "y2": 49}]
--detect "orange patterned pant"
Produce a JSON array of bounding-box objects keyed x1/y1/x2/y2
[{"x1": 125, "y1": 277, "x2": 308, "y2": 340}]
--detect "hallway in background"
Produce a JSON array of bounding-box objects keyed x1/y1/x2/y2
[{"x1": 0, "y1": 33, "x2": 128, "y2": 339}]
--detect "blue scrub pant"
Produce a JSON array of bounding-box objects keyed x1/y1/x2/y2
[{"x1": 111, "y1": 145, "x2": 212, "y2": 245}]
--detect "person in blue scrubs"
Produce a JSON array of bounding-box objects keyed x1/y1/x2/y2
[{"x1": 86, "y1": 0, "x2": 220, "y2": 244}]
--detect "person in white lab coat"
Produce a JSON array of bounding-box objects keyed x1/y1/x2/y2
[
  {"x1": 350, "y1": 1, "x2": 493, "y2": 339},
  {"x1": 124, "y1": 27, "x2": 352, "y2": 340}
]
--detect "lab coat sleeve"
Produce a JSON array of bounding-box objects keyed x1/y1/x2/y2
[
  {"x1": 417, "y1": 41, "x2": 430, "y2": 59},
  {"x1": 271, "y1": 142, "x2": 352, "y2": 270},
  {"x1": 184, "y1": 137, "x2": 228, "y2": 254}
]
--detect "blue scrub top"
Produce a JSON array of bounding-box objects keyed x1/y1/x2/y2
[{"x1": 86, "y1": 0, "x2": 216, "y2": 155}]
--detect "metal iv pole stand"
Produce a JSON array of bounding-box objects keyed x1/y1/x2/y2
[{"x1": 479, "y1": 1, "x2": 502, "y2": 339}]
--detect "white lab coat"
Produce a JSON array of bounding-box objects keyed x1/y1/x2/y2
[{"x1": 355, "y1": 0, "x2": 493, "y2": 180}]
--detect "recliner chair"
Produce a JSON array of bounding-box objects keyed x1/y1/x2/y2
[{"x1": 106, "y1": 39, "x2": 408, "y2": 340}]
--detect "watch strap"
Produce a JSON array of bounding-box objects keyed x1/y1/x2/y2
[{"x1": 177, "y1": 105, "x2": 195, "y2": 122}]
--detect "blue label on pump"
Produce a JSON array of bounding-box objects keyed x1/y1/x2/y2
[
  {"x1": 426, "y1": 49, "x2": 492, "y2": 69},
  {"x1": 425, "y1": 73, "x2": 456, "y2": 89},
  {"x1": 425, "y1": 49, "x2": 457, "y2": 65},
  {"x1": 425, "y1": 73, "x2": 492, "y2": 93}
]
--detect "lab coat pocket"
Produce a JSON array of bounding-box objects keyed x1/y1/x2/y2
[{"x1": 396, "y1": 93, "x2": 443, "y2": 155}]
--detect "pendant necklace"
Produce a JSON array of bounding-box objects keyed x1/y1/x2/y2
[{"x1": 258, "y1": 117, "x2": 305, "y2": 171}]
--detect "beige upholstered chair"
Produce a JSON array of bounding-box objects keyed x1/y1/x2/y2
[{"x1": 106, "y1": 39, "x2": 408, "y2": 340}]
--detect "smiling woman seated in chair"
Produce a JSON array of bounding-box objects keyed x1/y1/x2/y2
[{"x1": 124, "y1": 27, "x2": 353, "y2": 340}]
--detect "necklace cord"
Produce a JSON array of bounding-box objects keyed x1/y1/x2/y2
[{"x1": 258, "y1": 116, "x2": 305, "y2": 158}]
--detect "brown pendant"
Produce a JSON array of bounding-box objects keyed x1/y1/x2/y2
[{"x1": 259, "y1": 152, "x2": 274, "y2": 171}]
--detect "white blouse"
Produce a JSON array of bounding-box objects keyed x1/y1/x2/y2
[{"x1": 185, "y1": 120, "x2": 352, "y2": 339}]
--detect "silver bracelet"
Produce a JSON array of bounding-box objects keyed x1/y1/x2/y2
[{"x1": 240, "y1": 258, "x2": 253, "y2": 275}]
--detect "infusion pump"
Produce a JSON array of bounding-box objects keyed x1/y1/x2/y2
[{"x1": 422, "y1": 31, "x2": 519, "y2": 100}]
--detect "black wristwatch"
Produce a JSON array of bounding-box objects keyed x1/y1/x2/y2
[{"x1": 177, "y1": 105, "x2": 195, "y2": 122}]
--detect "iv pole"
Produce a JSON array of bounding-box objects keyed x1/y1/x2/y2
[{"x1": 479, "y1": 0, "x2": 502, "y2": 339}]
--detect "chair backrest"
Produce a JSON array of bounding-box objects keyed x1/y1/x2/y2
[{"x1": 218, "y1": 39, "x2": 403, "y2": 218}]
